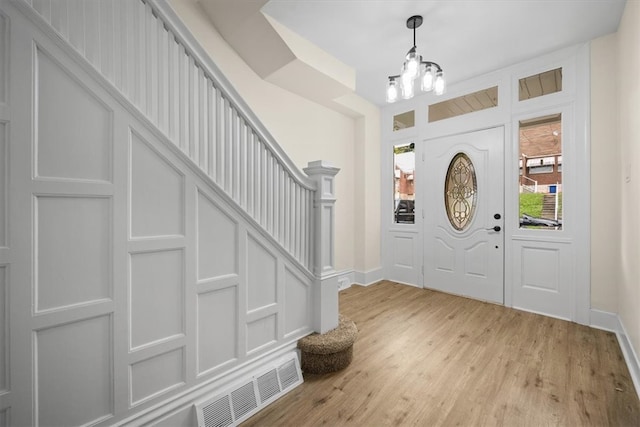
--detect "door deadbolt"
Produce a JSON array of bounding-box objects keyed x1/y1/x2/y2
[{"x1": 494, "y1": 213, "x2": 501, "y2": 220}]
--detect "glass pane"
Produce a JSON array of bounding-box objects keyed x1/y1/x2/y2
[
  {"x1": 429, "y1": 86, "x2": 498, "y2": 123},
  {"x1": 394, "y1": 143, "x2": 415, "y2": 224},
  {"x1": 393, "y1": 110, "x2": 415, "y2": 131},
  {"x1": 519, "y1": 114, "x2": 562, "y2": 229},
  {"x1": 444, "y1": 153, "x2": 477, "y2": 231},
  {"x1": 519, "y1": 68, "x2": 562, "y2": 101}
]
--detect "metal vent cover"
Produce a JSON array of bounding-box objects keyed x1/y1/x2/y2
[
  {"x1": 195, "y1": 352, "x2": 303, "y2": 427},
  {"x1": 278, "y1": 359, "x2": 300, "y2": 390},
  {"x1": 230, "y1": 382, "x2": 257, "y2": 420},
  {"x1": 201, "y1": 395, "x2": 233, "y2": 427},
  {"x1": 257, "y1": 369, "x2": 280, "y2": 403}
]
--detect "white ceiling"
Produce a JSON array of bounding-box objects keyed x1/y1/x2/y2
[{"x1": 261, "y1": 0, "x2": 626, "y2": 106}]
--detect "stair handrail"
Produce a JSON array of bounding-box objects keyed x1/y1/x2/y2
[
  {"x1": 148, "y1": 0, "x2": 315, "y2": 191},
  {"x1": 16, "y1": 0, "x2": 328, "y2": 273}
]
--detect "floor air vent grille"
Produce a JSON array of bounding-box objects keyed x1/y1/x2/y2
[
  {"x1": 278, "y1": 359, "x2": 300, "y2": 390},
  {"x1": 195, "y1": 352, "x2": 303, "y2": 427},
  {"x1": 257, "y1": 369, "x2": 280, "y2": 403},
  {"x1": 201, "y1": 396, "x2": 233, "y2": 427},
  {"x1": 230, "y1": 382, "x2": 257, "y2": 420}
]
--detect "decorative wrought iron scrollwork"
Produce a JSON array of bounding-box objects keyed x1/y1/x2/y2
[{"x1": 445, "y1": 153, "x2": 477, "y2": 231}]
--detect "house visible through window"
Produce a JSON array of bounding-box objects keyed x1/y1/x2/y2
[
  {"x1": 393, "y1": 143, "x2": 415, "y2": 224},
  {"x1": 519, "y1": 113, "x2": 563, "y2": 229}
]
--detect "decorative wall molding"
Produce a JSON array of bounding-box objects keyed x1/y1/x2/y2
[
  {"x1": 4, "y1": 1, "x2": 327, "y2": 424},
  {"x1": 15, "y1": 0, "x2": 318, "y2": 274}
]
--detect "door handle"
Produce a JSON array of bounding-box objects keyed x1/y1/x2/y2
[{"x1": 487, "y1": 226, "x2": 501, "y2": 232}]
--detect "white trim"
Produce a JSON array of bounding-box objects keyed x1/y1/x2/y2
[
  {"x1": 353, "y1": 268, "x2": 384, "y2": 286},
  {"x1": 589, "y1": 309, "x2": 640, "y2": 399},
  {"x1": 146, "y1": 0, "x2": 315, "y2": 190},
  {"x1": 333, "y1": 268, "x2": 385, "y2": 289},
  {"x1": 589, "y1": 309, "x2": 619, "y2": 332},
  {"x1": 114, "y1": 342, "x2": 300, "y2": 426},
  {"x1": 617, "y1": 318, "x2": 640, "y2": 399}
]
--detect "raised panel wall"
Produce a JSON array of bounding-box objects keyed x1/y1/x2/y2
[
  {"x1": 247, "y1": 235, "x2": 277, "y2": 311},
  {"x1": 197, "y1": 286, "x2": 238, "y2": 374},
  {"x1": 36, "y1": 196, "x2": 111, "y2": 312},
  {"x1": 130, "y1": 249, "x2": 185, "y2": 349},
  {"x1": 36, "y1": 315, "x2": 112, "y2": 426},
  {"x1": 130, "y1": 132, "x2": 184, "y2": 238},
  {"x1": 197, "y1": 190, "x2": 237, "y2": 280},
  {"x1": 284, "y1": 267, "x2": 310, "y2": 336},
  {"x1": 0, "y1": 266, "x2": 5, "y2": 393},
  {"x1": 130, "y1": 347, "x2": 185, "y2": 405},
  {"x1": 5, "y1": 1, "x2": 316, "y2": 424},
  {"x1": 36, "y1": 48, "x2": 112, "y2": 182},
  {"x1": 0, "y1": 123, "x2": 5, "y2": 248},
  {"x1": 0, "y1": 12, "x2": 7, "y2": 105},
  {"x1": 247, "y1": 314, "x2": 277, "y2": 354},
  {"x1": 513, "y1": 241, "x2": 573, "y2": 319}
]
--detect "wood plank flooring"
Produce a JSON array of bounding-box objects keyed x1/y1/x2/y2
[{"x1": 242, "y1": 281, "x2": 640, "y2": 426}]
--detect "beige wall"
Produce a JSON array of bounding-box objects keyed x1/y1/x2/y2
[
  {"x1": 616, "y1": 0, "x2": 640, "y2": 359},
  {"x1": 590, "y1": 33, "x2": 619, "y2": 313},
  {"x1": 169, "y1": 0, "x2": 382, "y2": 274}
]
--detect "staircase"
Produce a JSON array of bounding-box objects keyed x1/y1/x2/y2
[
  {"x1": 5, "y1": 0, "x2": 341, "y2": 425},
  {"x1": 541, "y1": 194, "x2": 561, "y2": 220}
]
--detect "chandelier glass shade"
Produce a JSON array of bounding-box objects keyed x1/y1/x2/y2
[{"x1": 386, "y1": 15, "x2": 446, "y2": 103}]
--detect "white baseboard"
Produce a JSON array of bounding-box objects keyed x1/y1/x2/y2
[
  {"x1": 115, "y1": 342, "x2": 299, "y2": 426},
  {"x1": 590, "y1": 309, "x2": 640, "y2": 399},
  {"x1": 617, "y1": 318, "x2": 640, "y2": 399},
  {"x1": 334, "y1": 268, "x2": 384, "y2": 290},
  {"x1": 353, "y1": 268, "x2": 384, "y2": 286},
  {"x1": 589, "y1": 309, "x2": 620, "y2": 332}
]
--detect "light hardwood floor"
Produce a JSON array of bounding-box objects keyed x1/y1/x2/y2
[{"x1": 243, "y1": 281, "x2": 640, "y2": 426}]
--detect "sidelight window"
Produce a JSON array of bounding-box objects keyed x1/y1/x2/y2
[
  {"x1": 393, "y1": 143, "x2": 415, "y2": 224},
  {"x1": 518, "y1": 113, "x2": 563, "y2": 229}
]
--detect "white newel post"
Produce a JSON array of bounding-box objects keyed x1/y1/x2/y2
[{"x1": 304, "y1": 160, "x2": 340, "y2": 334}]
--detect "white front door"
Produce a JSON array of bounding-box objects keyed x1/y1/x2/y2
[{"x1": 424, "y1": 127, "x2": 504, "y2": 303}]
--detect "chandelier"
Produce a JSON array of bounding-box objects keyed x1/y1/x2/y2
[{"x1": 386, "y1": 15, "x2": 446, "y2": 103}]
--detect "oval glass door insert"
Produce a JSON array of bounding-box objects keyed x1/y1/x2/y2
[{"x1": 445, "y1": 153, "x2": 477, "y2": 231}]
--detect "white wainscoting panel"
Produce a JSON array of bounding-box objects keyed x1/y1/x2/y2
[
  {"x1": 386, "y1": 232, "x2": 421, "y2": 286},
  {"x1": 36, "y1": 196, "x2": 111, "y2": 312},
  {"x1": 197, "y1": 190, "x2": 238, "y2": 280},
  {"x1": 394, "y1": 235, "x2": 415, "y2": 269},
  {"x1": 284, "y1": 267, "x2": 311, "y2": 337},
  {"x1": 247, "y1": 315, "x2": 277, "y2": 354},
  {"x1": 0, "y1": 12, "x2": 6, "y2": 105},
  {"x1": 247, "y1": 234, "x2": 277, "y2": 311},
  {"x1": 36, "y1": 47, "x2": 112, "y2": 182},
  {"x1": 130, "y1": 131, "x2": 185, "y2": 238},
  {"x1": 522, "y1": 247, "x2": 560, "y2": 292},
  {"x1": 0, "y1": 266, "x2": 5, "y2": 393},
  {"x1": 130, "y1": 249, "x2": 185, "y2": 349},
  {"x1": 36, "y1": 315, "x2": 112, "y2": 426},
  {"x1": 513, "y1": 241, "x2": 573, "y2": 319},
  {"x1": 0, "y1": 122, "x2": 5, "y2": 248},
  {"x1": 5, "y1": 0, "x2": 318, "y2": 424},
  {"x1": 197, "y1": 286, "x2": 238, "y2": 375},
  {"x1": 130, "y1": 347, "x2": 185, "y2": 406}
]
